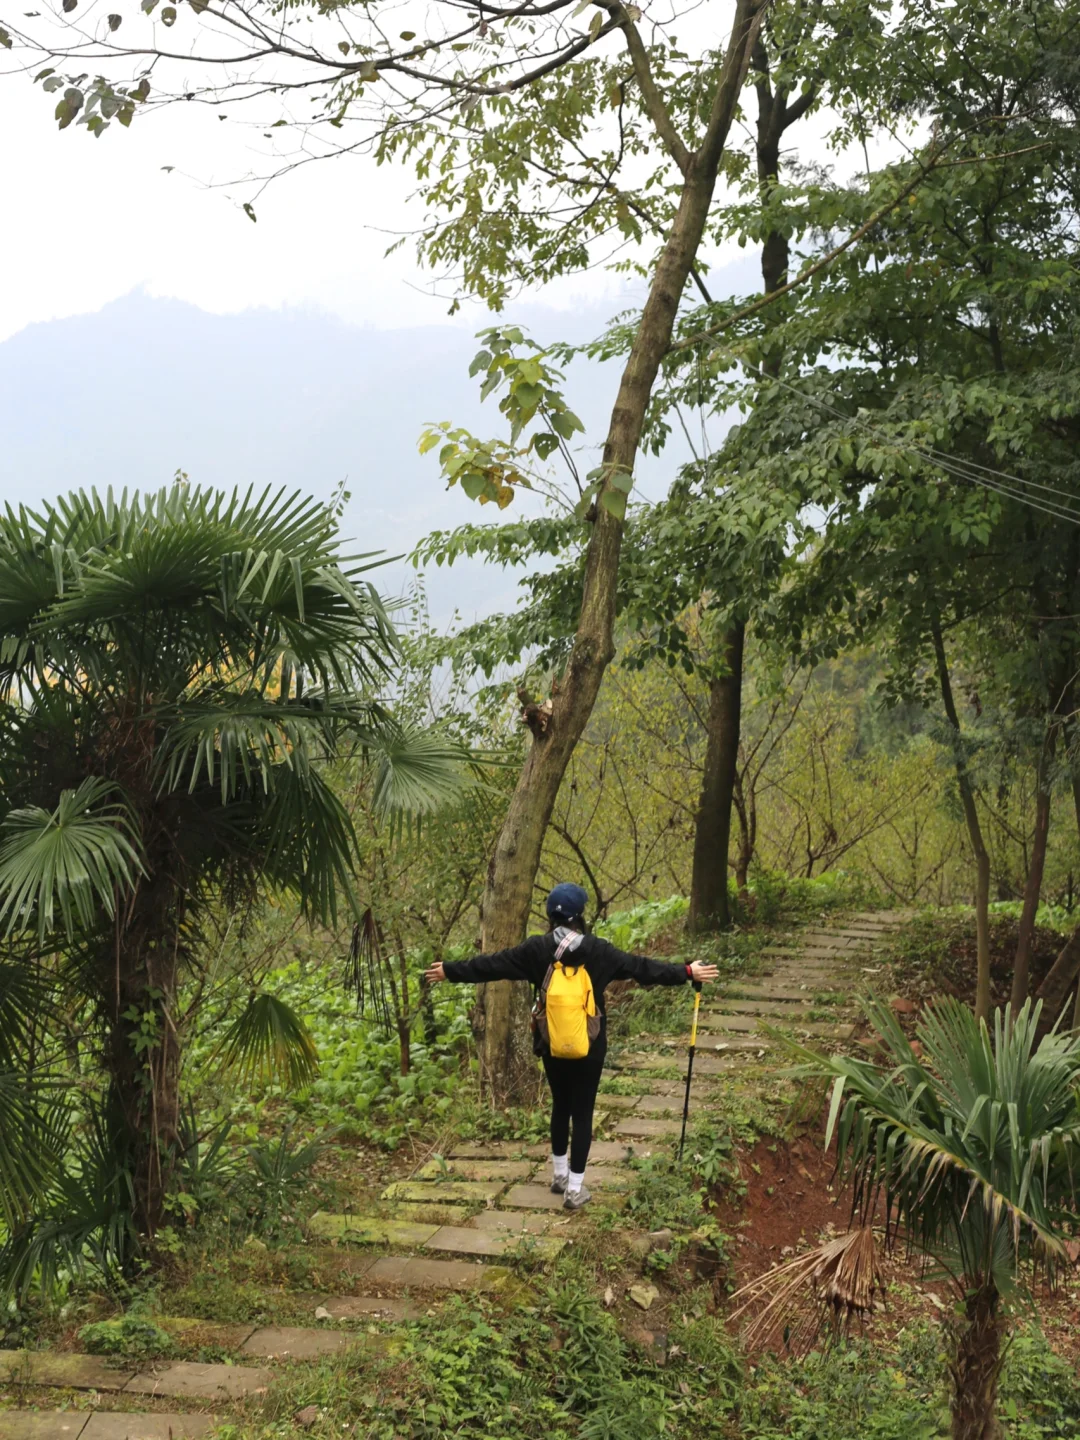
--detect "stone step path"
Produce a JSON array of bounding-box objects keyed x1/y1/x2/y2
[
  {"x1": 2, "y1": 910, "x2": 909, "y2": 1440},
  {"x1": 0, "y1": 1352, "x2": 273, "y2": 1400},
  {"x1": 1, "y1": 1414, "x2": 217, "y2": 1439}
]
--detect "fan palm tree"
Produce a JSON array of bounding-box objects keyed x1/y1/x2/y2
[
  {"x1": 747, "y1": 997, "x2": 1080, "y2": 1440},
  {"x1": 0, "y1": 482, "x2": 464, "y2": 1252}
]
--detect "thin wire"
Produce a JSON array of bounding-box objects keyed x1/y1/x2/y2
[{"x1": 734, "y1": 361, "x2": 1080, "y2": 525}]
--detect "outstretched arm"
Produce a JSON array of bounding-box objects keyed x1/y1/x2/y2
[
  {"x1": 609, "y1": 950, "x2": 719, "y2": 987},
  {"x1": 425, "y1": 940, "x2": 542, "y2": 987}
]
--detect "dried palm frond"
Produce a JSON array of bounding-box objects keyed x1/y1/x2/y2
[
  {"x1": 731, "y1": 1225, "x2": 884, "y2": 1356},
  {"x1": 345, "y1": 907, "x2": 393, "y2": 1033}
]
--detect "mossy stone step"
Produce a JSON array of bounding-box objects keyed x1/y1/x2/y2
[
  {"x1": 445, "y1": 1142, "x2": 547, "y2": 1161},
  {"x1": 591, "y1": 1094, "x2": 642, "y2": 1111},
  {"x1": 415, "y1": 1159, "x2": 533, "y2": 1183},
  {"x1": 308, "y1": 1214, "x2": 440, "y2": 1246},
  {"x1": 363, "y1": 1256, "x2": 513, "y2": 1290},
  {"x1": 0, "y1": 1353, "x2": 132, "y2": 1391},
  {"x1": 706, "y1": 999, "x2": 817, "y2": 1018},
  {"x1": 634, "y1": 1095, "x2": 680, "y2": 1114},
  {"x1": 158, "y1": 1318, "x2": 256, "y2": 1351},
  {"x1": 383, "y1": 1180, "x2": 506, "y2": 1204},
  {"x1": 391, "y1": 1201, "x2": 473, "y2": 1225}
]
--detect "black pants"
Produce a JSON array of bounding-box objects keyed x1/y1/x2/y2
[{"x1": 542, "y1": 1031, "x2": 607, "y2": 1174}]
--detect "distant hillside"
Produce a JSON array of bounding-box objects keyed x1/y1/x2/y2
[{"x1": 0, "y1": 283, "x2": 750, "y2": 626}]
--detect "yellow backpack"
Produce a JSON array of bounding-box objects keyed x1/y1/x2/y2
[{"x1": 534, "y1": 932, "x2": 600, "y2": 1059}]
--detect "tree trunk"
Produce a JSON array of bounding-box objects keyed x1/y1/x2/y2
[
  {"x1": 108, "y1": 904, "x2": 183, "y2": 1243},
  {"x1": 1010, "y1": 728, "x2": 1056, "y2": 1011},
  {"x1": 683, "y1": 38, "x2": 804, "y2": 938},
  {"x1": 688, "y1": 623, "x2": 745, "y2": 931},
  {"x1": 474, "y1": 0, "x2": 765, "y2": 1102},
  {"x1": 733, "y1": 776, "x2": 754, "y2": 898},
  {"x1": 1034, "y1": 922, "x2": 1080, "y2": 1030},
  {"x1": 932, "y1": 621, "x2": 992, "y2": 1023},
  {"x1": 950, "y1": 1285, "x2": 1004, "y2": 1440}
]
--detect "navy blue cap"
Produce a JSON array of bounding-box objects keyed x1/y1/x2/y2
[{"x1": 546, "y1": 882, "x2": 588, "y2": 923}]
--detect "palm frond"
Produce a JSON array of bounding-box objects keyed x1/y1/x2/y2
[
  {"x1": 772, "y1": 997, "x2": 1080, "y2": 1294},
  {"x1": 731, "y1": 1225, "x2": 884, "y2": 1355},
  {"x1": 0, "y1": 778, "x2": 144, "y2": 941},
  {"x1": 0, "y1": 1073, "x2": 66, "y2": 1229},
  {"x1": 369, "y1": 725, "x2": 470, "y2": 831},
  {"x1": 218, "y1": 992, "x2": 319, "y2": 1091},
  {"x1": 0, "y1": 1093, "x2": 135, "y2": 1301}
]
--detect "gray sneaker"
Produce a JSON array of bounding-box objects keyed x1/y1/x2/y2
[
  {"x1": 563, "y1": 1185, "x2": 591, "y2": 1211},
  {"x1": 550, "y1": 1175, "x2": 568, "y2": 1195}
]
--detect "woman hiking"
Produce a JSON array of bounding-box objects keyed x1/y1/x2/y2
[{"x1": 424, "y1": 882, "x2": 718, "y2": 1211}]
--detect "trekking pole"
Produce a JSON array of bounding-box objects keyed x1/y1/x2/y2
[{"x1": 678, "y1": 980, "x2": 703, "y2": 1162}]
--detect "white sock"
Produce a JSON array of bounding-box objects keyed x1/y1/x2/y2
[
  {"x1": 552, "y1": 1153, "x2": 569, "y2": 1180},
  {"x1": 568, "y1": 1168, "x2": 586, "y2": 1194}
]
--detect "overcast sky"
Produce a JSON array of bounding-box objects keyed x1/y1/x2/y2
[{"x1": 0, "y1": 18, "x2": 892, "y2": 630}]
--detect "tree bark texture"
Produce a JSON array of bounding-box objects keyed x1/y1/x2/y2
[
  {"x1": 1010, "y1": 725, "x2": 1057, "y2": 1011},
  {"x1": 685, "y1": 41, "x2": 807, "y2": 936},
  {"x1": 474, "y1": 0, "x2": 766, "y2": 1102},
  {"x1": 106, "y1": 887, "x2": 183, "y2": 1243},
  {"x1": 688, "y1": 623, "x2": 745, "y2": 931},
  {"x1": 1034, "y1": 922, "x2": 1080, "y2": 1031},
  {"x1": 950, "y1": 1286, "x2": 1004, "y2": 1440},
  {"x1": 932, "y1": 621, "x2": 992, "y2": 1023}
]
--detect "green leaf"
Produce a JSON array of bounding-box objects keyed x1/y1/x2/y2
[
  {"x1": 160, "y1": 6, "x2": 177, "y2": 25},
  {"x1": 0, "y1": 778, "x2": 144, "y2": 942},
  {"x1": 218, "y1": 993, "x2": 319, "y2": 1090},
  {"x1": 107, "y1": 11, "x2": 121, "y2": 27},
  {"x1": 599, "y1": 489, "x2": 627, "y2": 520},
  {"x1": 243, "y1": 202, "x2": 257, "y2": 223}
]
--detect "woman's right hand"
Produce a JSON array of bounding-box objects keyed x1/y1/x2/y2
[{"x1": 424, "y1": 962, "x2": 446, "y2": 985}]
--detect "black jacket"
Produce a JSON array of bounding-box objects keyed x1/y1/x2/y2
[{"x1": 443, "y1": 931, "x2": 690, "y2": 1028}]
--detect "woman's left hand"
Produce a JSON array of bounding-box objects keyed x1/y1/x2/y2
[
  {"x1": 689, "y1": 961, "x2": 719, "y2": 983},
  {"x1": 424, "y1": 962, "x2": 446, "y2": 984}
]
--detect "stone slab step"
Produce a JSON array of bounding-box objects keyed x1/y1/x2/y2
[
  {"x1": 0, "y1": 1354, "x2": 132, "y2": 1391},
  {"x1": 617, "y1": 1048, "x2": 757, "y2": 1070},
  {"x1": 124, "y1": 1362, "x2": 273, "y2": 1401},
  {"x1": 308, "y1": 1214, "x2": 439, "y2": 1247},
  {"x1": 722, "y1": 985, "x2": 849, "y2": 1002},
  {"x1": 446, "y1": 1142, "x2": 547, "y2": 1160},
  {"x1": 699, "y1": 1018, "x2": 850, "y2": 1040},
  {"x1": 634, "y1": 1095, "x2": 680, "y2": 1114},
  {"x1": 470, "y1": 1209, "x2": 553, "y2": 1235},
  {"x1": 425, "y1": 1223, "x2": 564, "y2": 1260},
  {"x1": 318, "y1": 1295, "x2": 421, "y2": 1320},
  {"x1": 241, "y1": 1326, "x2": 364, "y2": 1360},
  {"x1": 383, "y1": 1180, "x2": 505, "y2": 1204},
  {"x1": 614, "y1": 1117, "x2": 682, "y2": 1138},
  {"x1": 590, "y1": 1093, "x2": 642, "y2": 1110},
  {"x1": 706, "y1": 998, "x2": 818, "y2": 1018},
  {"x1": 363, "y1": 1256, "x2": 512, "y2": 1290},
  {"x1": 0, "y1": 1352, "x2": 273, "y2": 1402},
  {"x1": 0, "y1": 1414, "x2": 218, "y2": 1440},
  {"x1": 392, "y1": 1201, "x2": 472, "y2": 1225},
  {"x1": 415, "y1": 1159, "x2": 533, "y2": 1183}
]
